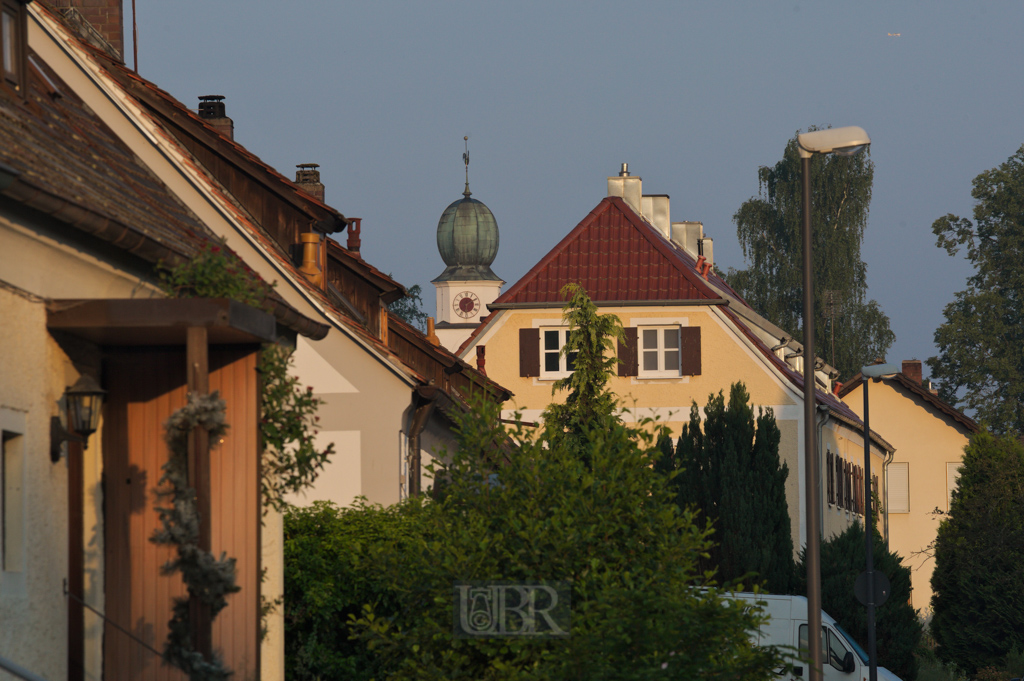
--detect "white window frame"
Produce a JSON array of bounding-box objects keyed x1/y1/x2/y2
[
  {"x1": 1, "y1": 407, "x2": 26, "y2": 596},
  {"x1": 638, "y1": 325, "x2": 682, "y2": 378},
  {"x1": 539, "y1": 327, "x2": 577, "y2": 379}
]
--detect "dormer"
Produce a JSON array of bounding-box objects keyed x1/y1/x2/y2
[{"x1": 1, "y1": 0, "x2": 29, "y2": 97}]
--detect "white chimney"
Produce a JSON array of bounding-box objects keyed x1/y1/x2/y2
[
  {"x1": 641, "y1": 194, "x2": 670, "y2": 238},
  {"x1": 699, "y1": 236, "x2": 713, "y2": 267},
  {"x1": 607, "y1": 163, "x2": 642, "y2": 214},
  {"x1": 670, "y1": 221, "x2": 703, "y2": 258}
]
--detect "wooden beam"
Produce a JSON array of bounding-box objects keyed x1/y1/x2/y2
[{"x1": 186, "y1": 326, "x2": 212, "y2": 661}]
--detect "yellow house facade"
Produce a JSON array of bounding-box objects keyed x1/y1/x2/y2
[
  {"x1": 839, "y1": 361, "x2": 977, "y2": 613},
  {"x1": 455, "y1": 170, "x2": 893, "y2": 557}
]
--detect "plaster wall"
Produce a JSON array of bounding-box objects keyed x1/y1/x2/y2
[
  {"x1": 474, "y1": 306, "x2": 796, "y2": 437},
  {"x1": 1, "y1": 211, "x2": 153, "y2": 679},
  {"x1": 0, "y1": 290, "x2": 90, "y2": 679},
  {"x1": 841, "y1": 380, "x2": 971, "y2": 613}
]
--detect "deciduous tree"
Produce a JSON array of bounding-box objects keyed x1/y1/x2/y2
[
  {"x1": 727, "y1": 129, "x2": 894, "y2": 380},
  {"x1": 928, "y1": 145, "x2": 1024, "y2": 433}
]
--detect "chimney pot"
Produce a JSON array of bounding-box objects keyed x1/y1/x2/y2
[
  {"x1": 476, "y1": 346, "x2": 486, "y2": 375},
  {"x1": 619, "y1": 163, "x2": 630, "y2": 177},
  {"x1": 347, "y1": 218, "x2": 362, "y2": 253},
  {"x1": 426, "y1": 317, "x2": 440, "y2": 346},
  {"x1": 902, "y1": 359, "x2": 923, "y2": 384}
]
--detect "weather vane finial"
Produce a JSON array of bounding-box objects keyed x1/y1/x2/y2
[{"x1": 463, "y1": 135, "x2": 471, "y2": 197}]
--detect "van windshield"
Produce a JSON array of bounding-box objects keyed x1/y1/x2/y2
[{"x1": 833, "y1": 622, "x2": 869, "y2": 664}]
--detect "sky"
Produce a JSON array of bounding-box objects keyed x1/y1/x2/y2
[{"x1": 126, "y1": 1, "x2": 1024, "y2": 378}]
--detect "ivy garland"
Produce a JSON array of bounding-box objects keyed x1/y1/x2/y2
[{"x1": 152, "y1": 392, "x2": 238, "y2": 681}]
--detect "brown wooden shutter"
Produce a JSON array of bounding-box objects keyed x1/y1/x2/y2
[
  {"x1": 679, "y1": 326, "x2": 701, "y2": 376},
  {"x1": 618, "y1": 327, "x2": 638, "y2": 376},
  {"x1": 519, "y1": 328, "x2": 540, "y2": 377}
]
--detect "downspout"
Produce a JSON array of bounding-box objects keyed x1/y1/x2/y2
[
  {"x1": 816, "y1": 403, "x2": 831, "y2": 539},
  {"x1": 408, "y1": 387, "x2": 437, "y2": 496},
  {"x1": 882, "y1": 447, "x2": 895, "y2": 547}
]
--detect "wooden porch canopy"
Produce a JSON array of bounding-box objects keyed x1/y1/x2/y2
[{"x1": 46, "y1": 298, "x2": 278, "y2": 346}]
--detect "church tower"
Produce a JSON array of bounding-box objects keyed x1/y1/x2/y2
[{"x1": 432, "y1": 141, "x2": 503, "y2": 352}]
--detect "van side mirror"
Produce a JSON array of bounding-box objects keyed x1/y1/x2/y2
[{"x1": 842, "y1": 652, "x2": 855, "y2": 673}]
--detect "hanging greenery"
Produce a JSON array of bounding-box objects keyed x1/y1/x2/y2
[{"x1": 152, "y1": 392, "x2": 239, "y2": 681}]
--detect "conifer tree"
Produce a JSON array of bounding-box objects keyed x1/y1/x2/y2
[{"x1": 669, "y1": 383, "x2": 794, "y2": 592}]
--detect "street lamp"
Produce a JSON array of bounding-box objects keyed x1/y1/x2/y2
[
  {"x1": 860, "y1": 362, "x2": 899, "y2": 681},
  {"x1": 797, "y1": 126, "x2": 870, "y2": 681}
]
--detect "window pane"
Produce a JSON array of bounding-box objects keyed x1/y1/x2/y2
[
  {"x1": 642, "y1": 329, "x2": 658, "y2": 350},
  {"x1": 664, "y1": 350, "x2": 679, "y2": 370},
  {"x1": 663, "y1": 328, "x2": 679, "y2": 348},
  {"x1": 2, "y1": 11, "x2": 14, "y2": 77},
  {"x1": 544, "y1": 352, "x2": 560, "y2": 372},
  {"x1": 643, "y1": 350, "x2": 658, "y2": 372},
  {"x1": 566, "y1": 352, "x2": 577, "y2": 372},
  {"x1": 544, "y1": 330, "x2": 560, "y2": 351}
]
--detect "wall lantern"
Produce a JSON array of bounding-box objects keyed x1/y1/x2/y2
[{"x1": 50, "y1": 374, "x2": 106, "y2": 462}]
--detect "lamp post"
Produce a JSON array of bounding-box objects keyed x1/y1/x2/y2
[
  {"x1": 796, "y1": 126, "x2": 870, "y2": 681},
  {"x1": 860, "y1": 362, "x2": 899, "y2": 681}
]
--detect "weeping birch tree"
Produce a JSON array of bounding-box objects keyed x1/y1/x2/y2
[{"x1": 727, "y1": 128, "x2": 894, "y2": 380}]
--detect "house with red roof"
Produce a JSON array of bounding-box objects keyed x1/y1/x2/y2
[
  {"x1": 839, "y1": 360, "x2": 977, "y2": 613},
  {"x1": 457, "y1": 166, "x2": 894, "y2": 561},
  {"x1": 2, "y1": 3, "x2": 509, "y2": 680}
]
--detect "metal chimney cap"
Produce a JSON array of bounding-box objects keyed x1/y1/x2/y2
[
  {"x1": 198, "y1": 95, "x2": 225, "y2": 102},
  {"x1": 297, "y1": 163, "x2": 320, "y2": 170},
  {"x1": 619, "y1": 163, "x2": 630, "y2": 177}
]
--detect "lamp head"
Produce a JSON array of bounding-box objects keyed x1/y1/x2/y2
[{"x1": 797, "y1": 126, "x2": 871, "y2": 159}]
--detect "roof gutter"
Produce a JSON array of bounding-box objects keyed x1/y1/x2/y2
[{"x1": 488, "y1": 298, "x2": 731, "y2": 311}]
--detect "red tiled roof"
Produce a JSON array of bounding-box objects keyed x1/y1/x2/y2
[{"x1": 495, "y1": 197, "x2": 721, "y2": 305}]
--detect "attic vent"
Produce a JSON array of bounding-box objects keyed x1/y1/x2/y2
[{"x1": 198, "y1": 95, "x2": 226, "y2": 119}]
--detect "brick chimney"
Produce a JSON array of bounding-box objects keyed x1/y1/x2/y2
[
  {"x1": 52, "y1": 0, "x2": 124, "y2": 59},
  {"x1": 197, "y1": 95, "x2": 234, "y2": 140},
  {"x1": 902, "y1": 359, "x2": 923, "y2": 384},
  {"x1": 295, "y1": 164, "x2": 325, "y2": 203}
]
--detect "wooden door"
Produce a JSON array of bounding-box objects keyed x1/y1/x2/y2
[{"x1": 103, "y1": 347, "x2": 259, "y2": 680}]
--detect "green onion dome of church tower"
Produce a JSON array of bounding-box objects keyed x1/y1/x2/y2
[{"x1": 433, "y1": 179, "x2": 501, "y2": 283}]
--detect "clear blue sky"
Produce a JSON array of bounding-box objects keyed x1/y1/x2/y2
[{"x1": 128, "y1": 1, "x2": 1024, "y2": 377}]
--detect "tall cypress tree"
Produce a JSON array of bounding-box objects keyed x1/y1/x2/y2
[
  {"x1": 727, "y1": 129, "x2": 894, "y2": 380},
  {"x1": 668, "y1": 383, "x2": 794, "y2": 592}
]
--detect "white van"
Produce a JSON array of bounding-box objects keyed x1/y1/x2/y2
[{"x1": 730, "y1": 592, "x2": 903, "y2": 681}]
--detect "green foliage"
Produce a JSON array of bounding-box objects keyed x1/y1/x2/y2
[
  {"x1": 667, "y1": 383, "x2": 794, "y2": 593},
  {"x1": 928, "y1": 145, "x2": 1024, "y2": 433},
  {"x1": 258, "y1": 345, "x2": 335, "y2": 512},
  {"x1": 931, "y1": 431, "x2": 1024, "y2": 676},
  {"x1": 283, "y1": 500, "x2": 422, "y2": 681},
  {"x1": 795, "y1": 522, "x2": 922, "y2": 681},
  {"x1": 726, "y1": 128, "x2": 894, "y2": 380},
  {"x1": 152, "y1": 392, "x2": 239, "y2": 681},
  {"x1": 389, "y1": 282, "x2": 429, "y2": 332},
  {"x1": 339, "y1": 397, "x2": 786, "y2": 680},
  {"x1": 542, "y1": 283, "x2": 625, "y2": 457},
  {"x1": 158, "y1": 238, "x2": 274, "y2": 309}
]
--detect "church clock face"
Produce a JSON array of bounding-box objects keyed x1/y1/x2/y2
[{"x1": 453, "y1": 291, "x2": 481, "y2": 318}]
